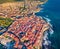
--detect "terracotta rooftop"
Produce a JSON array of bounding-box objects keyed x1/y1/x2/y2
[{"x1": 3, "y1": 15, "x2": 49, "y2": 49}]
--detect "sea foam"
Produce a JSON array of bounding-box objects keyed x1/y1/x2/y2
[{"x1": 42, "y1": 17, "x2": 54, "y2": 49}]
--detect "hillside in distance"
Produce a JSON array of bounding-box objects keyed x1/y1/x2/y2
[
  {"x1": 0, "y1": 0, "x2": 23, "y2": 4},
  {"x1": 0, "y1": 0, "x2": 47, "y2": 4}
]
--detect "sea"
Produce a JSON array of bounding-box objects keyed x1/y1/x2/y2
[{"x1": 35, "y1": 0, "x2": 60, "y2": 49}]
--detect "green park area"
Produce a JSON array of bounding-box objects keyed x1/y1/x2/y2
[{"x1": 0, "y1": 17, "x2": 13, "y2": 28}]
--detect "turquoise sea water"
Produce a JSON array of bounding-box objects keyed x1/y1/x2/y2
[{"x1": 36, "y1": 0, "x2": 60, "y2": 49}]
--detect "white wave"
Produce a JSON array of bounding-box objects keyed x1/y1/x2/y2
[
  {"x1": 43, "y1": 30, "x2": 52, "y2": 49},
  {"x1": 43, "y1": 17, "x2": 54, "y2": 34},
  {"x1": 42, "y1": 17, "x2": 54, "y2": 49},
  {"x1": 49, "y1": 28, "x2": 54, "y2": 35},
  {"x1": 44, "y1": 17, "x2": 53, "y2": 28},
  {"x1": 43, "y1": 31, "x2": 48, "y2": 41},
  {"x1": 43, "y1": 17, "x2": 51, "y2": 22}
]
